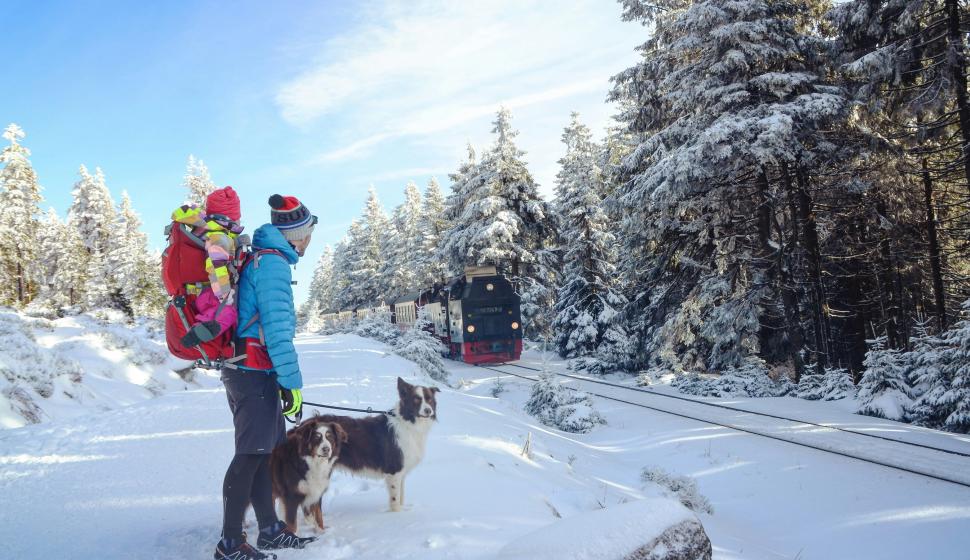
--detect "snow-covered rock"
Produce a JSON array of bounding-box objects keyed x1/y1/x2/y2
[{"x1": 495, "y1": 498, "x2": 711, "y2": 560}]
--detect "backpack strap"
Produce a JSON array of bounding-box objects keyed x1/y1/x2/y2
[{"x1": 235, "y1": 248, "x2": 287, "y2": 349}]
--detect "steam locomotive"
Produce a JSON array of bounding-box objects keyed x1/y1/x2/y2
[{"x1": 321, "y1": 266, "x2": 522, "y2": 364}]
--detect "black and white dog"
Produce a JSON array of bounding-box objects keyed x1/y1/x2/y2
[{"x1": 316, "y1": 377, "x2": 438, "y2": 512}]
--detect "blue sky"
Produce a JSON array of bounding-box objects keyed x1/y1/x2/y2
[{"x1": 1, "y1": 0, "x2": 646, "y2": 303}]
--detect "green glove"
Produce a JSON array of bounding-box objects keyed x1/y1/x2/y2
[{"x1": 280, "y1": 387, "x2": 303, "y2": 417}]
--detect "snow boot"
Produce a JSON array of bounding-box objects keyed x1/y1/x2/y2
[
  {"x1": 214, "y1": 536, "x2": 276, "y2": 560},
  {"x1": 256, "y1": 521, "x2": 317, "y2": 550}
]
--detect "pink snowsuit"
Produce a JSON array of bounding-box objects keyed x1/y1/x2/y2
[{"x1": 171, "y1": 204, "x2": 241, "y2": 337}]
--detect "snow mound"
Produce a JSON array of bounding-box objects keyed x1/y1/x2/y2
[
  {"x1": 0, "y1": 309, "x2": 209, "y2": 429},
  {"x1": 495, "y1": 498, "x2": 711, "y2": 560}
]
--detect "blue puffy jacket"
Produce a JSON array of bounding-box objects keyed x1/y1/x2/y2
[{"x1": 236, "y1": 224, "x2": 302, "y2": 389}]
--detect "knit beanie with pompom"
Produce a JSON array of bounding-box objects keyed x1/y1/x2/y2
[{"x1": 269, "y1": 194, "x2": 316, "y2": 242}]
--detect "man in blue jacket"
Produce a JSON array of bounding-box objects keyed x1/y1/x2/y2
[{"x1": 215, "y1": 194, "x2": 318, "y2": 560}]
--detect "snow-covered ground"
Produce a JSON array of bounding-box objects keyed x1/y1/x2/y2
[
  {"x1": 2, "y1": 333, "x2": 969, "y2": 559},
  {"x1": 0, "y1": 309, "x2": 204, "y2": 429}
]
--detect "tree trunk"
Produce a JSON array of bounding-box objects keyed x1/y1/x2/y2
[
  {"x1": 875, "y1": 198, "x2": 900, "y2": 349},
  {"x1": 945, "y1": 0, "x2": 970, "y2": 194},
  {"x1": 795, "y1": 167, "x2": 828, "y2": 374},
  {"x1": 922, "y1": 158, "x2": 948, "y2": 331},
  {"x1": 759, "y1": 169, "x2": 805, "y2": 382}
]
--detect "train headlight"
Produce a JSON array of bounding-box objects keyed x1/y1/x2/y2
[
  {"x1": 486, "y1": 283, "x2": 494, "y2": 291},
  {"x1": 511, "y1": 321, "x2": 520, "y2": 330},
  {"x1": 467, "y1": 325, "x2": 476, "y2": 333}
]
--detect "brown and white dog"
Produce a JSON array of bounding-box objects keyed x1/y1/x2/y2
[
  {"x1": 270, "y1": 418, "x2": 348, "y2": 532},
  {"x1": 316, "y1": 377, "x2": 438, "y2": 512}
]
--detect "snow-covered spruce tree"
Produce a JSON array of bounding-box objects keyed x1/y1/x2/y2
[
  {"x1": 105, "y1": 191, "x2": 148, "y2": 316},
  {"x1": 907, "y1": 301, "x2": 970, "y2": 432},
  {"x1": 608, "y1": 0, "x2": 848, "y2": 378},
  {"x1": 417, "y1": 178, "x2": 450, "y2": 286},
  {"x1": 182, "y1": 155, "x2": 215, "y2": 207},
  {"x1": 394, "y1": 307, "x2": 448, "y2": 383},
  {"x1": 0, "y1": 124, "x2": 43, "y2": 307},
  {"x1": 304, "y1": 244, "x2": 335, "y2": 316},
  {"x1": 831, "y1": 0, "x2": 970, "y2": 333},
  {"x1": 379, "y1": 182, "x2": 423, "y2": 299},
  {"x1": 131, "y1": 250, "x2": 166, "y2": 318},
  {"x1": 31, "y1": 209, "x2": 65, "y2": 312},
  {"x1": 439, "y1": 144, "x2": 482, "y2": 275},
  {"x1": 68, "y1": 165, "x2": 116, "y2": 258},
  {"x1": 552, "y1": 113, "x2": 629, "y2": 373},
  {"x1": 333, "y1": 226, "x2": 365, "y2": 310},
  {"x1": 446, "y1": 109, "x2": 555, "y2": 338},
  {"x1": 856, "y1": 337, "x2": 913, "y2": 420},
  {"x1": 524, "y1": 372, "x2": 605, "y2": 433},
  {"x1": 57, "y1": 215, "x2": 88, "y2": 309},
  {"x1": 353, "y1": 309, "x2": 400, "y2": 345},
  {"x1": 83, "y1": 248, "x2": 111, "y2": 310},
  {"x1": 797, "y1": 367, "x2": 856, "y2": 401},
  {"x1": 354, "y1": 188, "x2": 390, "y2": 305}
]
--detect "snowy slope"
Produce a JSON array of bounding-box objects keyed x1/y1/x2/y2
[
  {"x1": 1, "y1": 333, "x2": 969, "y2": 559},
  {"x1": 0, "y1": 309, "x2": 209, "y2": 429}
]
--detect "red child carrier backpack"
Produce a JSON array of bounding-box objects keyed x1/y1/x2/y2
[{"x1": 162, "y1": 221, "x2": 244, "y2": 366}]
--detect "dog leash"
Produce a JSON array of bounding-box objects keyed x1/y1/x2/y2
[
  {"x1": 301, "y1": 400, "x2": 393, "y2": 416},
  {"x1": 282, "y1": 400, "x2": 393, "y2": 425}
]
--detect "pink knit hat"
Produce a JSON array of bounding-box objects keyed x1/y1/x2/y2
[{"x1": 206, "y1": 186, "x2": 241, "y2": 222}]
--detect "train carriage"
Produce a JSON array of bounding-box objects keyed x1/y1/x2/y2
[{"x1": 335, "y1": 266, "x2": 522, "y2": 364}]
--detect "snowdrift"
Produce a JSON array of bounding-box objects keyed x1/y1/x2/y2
[
  {"x1": 496, "y1": 498, "x2": 711, "y2": 560},
  {"x1": 0, "y1": 309, "x2": 209, "y2": 428}
]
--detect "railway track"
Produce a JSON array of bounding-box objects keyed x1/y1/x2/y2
[{"x1": 475, "y1": 362, "x2": 970, "y2": 489}]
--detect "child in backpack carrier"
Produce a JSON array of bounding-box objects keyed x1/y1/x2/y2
[{"x1": 173, "y1": 186, "x2": 245, "y2": 349}]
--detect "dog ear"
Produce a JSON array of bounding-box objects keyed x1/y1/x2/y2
[
  {"x1": 331, "y1": 422, "x2": 348, "y2": 443},
  {"x1": 398, "y1": 377, "x2": 411, "y2": 397},
  {"x1": 300, "y1": 425, "x2": 315, "y2": 454}
]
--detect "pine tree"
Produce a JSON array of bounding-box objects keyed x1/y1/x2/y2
[
  {"x1": 130, "y1": 250, "x2": 166, "y2": 318},
  {"x1": 907, "y1": 301, "x2": 970, "y2": 432},
  {"x1": 440, "y1": 144, "x2": 482, "y2": 275},
  {"x1": 0, "y1": 124, "x2": 43, "y2": 306},
  {"x1": 104, "y1": 191, "x2": 163, "y2": 317},
  {"x1": 59, "y1": 219, "x2": 89, "y2": 309},
  {"x1": 68, "y1": 165, "x2": 116, "y2": 258},
  {"x1": 393, "y1": 306, "x2": 448, "y2": 382},
  {"x1": 183, "y1": 155, "x2": 215, "y2": 206},
  {"x1": 380, "y1": 182, "x2": 423, "y2": 298},
  {"x1": 552, "y1": 113, "x2": 629, "y2": 371},
  {"x1": 33, "y1": 209, "x2": 65, "y2": 311},
  {"x1": 84, "y1": 248, "x2": 110, "y2": 310},
  {"x1": 465, "y1": 108, "x2": 551, "y2": 273},
  {"x1": 418, "y1": 177, "x2": 450, "y2": 286},
  {"x1": 609, "y1": 0, "x2": 848, "y2": 377},
  {"x1": 856, "y1": 337, "x2": 913, "y2": 420},
  {"x1": 355, "y1": 188, "x2": 390, "y2": 305},
  {"x1": 306, "y1": 245, "x2": 336, "y2": 312}
]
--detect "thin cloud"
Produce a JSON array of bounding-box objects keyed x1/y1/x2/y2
[{"x1": 279, "y1": 0, "x2": 645, "y2": 190}]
